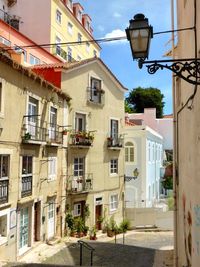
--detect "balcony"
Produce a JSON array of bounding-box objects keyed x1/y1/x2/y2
[
  {"x1": 0, "y1": 9, "x2": 20, "y2": 30},
  {"x1": 0, "y1": 179, "x2": 8, "y2": 205},
  {"x1": 47, "y1": 124, "x2": 62, "y2": 145},
  {"x1": 87, "y1": 87, "x2": 105, "y2": 106},
  {"x1": 67, "y1": 174, "x2": 93, "y2": 194},
  {"x1": 107, "y1": 135, "x2": 123, "y2": 149},
  {"x1": 22, "y1": 117, "x2": 46, "y2": 144},
  {"x1": 21, "y1": 176, "x2": 32, "y2": 198},
  {"x1": 70, "y1": 131, "x2": 94, "y2": 148}
]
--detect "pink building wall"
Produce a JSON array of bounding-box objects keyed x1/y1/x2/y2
[{"x1": 0, "y1": 19, "x2": 61, "y2": 65}]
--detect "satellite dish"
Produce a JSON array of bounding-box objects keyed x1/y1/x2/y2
[{"x1": 50, "y1": 91, "x2": 59, "y2": 105}]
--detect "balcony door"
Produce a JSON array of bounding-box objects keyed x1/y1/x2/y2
[
  {"x1": 73, "y1": 157, "x2": 84, "y2": 192},
  {"x1": 75, "y1": 113, "x2": 86, "y2": 132},
  {"x1": 48, "y1": 202, "x2": 55, "y2": 239},
  {"x1": 28, "y1": 97, "x2": 38, "y2": 139},
  {"x1": 90, "y1": 78, "x2": 101, "y2": 103},
  {"x1": 110, "y1": 119, "x2": 119, "y2": 145},
  {"x1": 49, "y1": 107, "x2": 57, "y2": 141},
  {"x1": 19, "y1": 207, "x2": 29, "y2": 253}
]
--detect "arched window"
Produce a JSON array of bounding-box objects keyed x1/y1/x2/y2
[{"x1": 125, "y1": 142, "x2": 135, "y2": 162}]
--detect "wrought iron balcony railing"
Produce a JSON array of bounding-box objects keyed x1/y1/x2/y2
[
  {"x1": 67, "y1": 174, "x2": 93, "y2": 193},
  {"x1": 0, "y1": 9, "x2": 20, "y2": 30},
  {"x1": 22, "y1": 117, "x2": 47, "y2": 143},
  {"x1": 21, "y1": 176, "x2": 32, "y2": 198},
  {"x1": 70, "y1": 131, "x2": 94, "y2": 147},
  {"x1": 107, "y1": 134, "x2": 123, "y2": 148},
  {"x1": 0, "y1": 179, "x2": 8, "y2": 205},
  {"x1": 47, "y1": 123, "x2": 62, "y2": 144},
  {"x1": 87, "y1": 87, "x2": 105, "y2": 105}
]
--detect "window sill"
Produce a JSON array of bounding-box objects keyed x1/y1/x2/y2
[{"x1": 0, "y1": 236, "x2": 8, "y2": 246}]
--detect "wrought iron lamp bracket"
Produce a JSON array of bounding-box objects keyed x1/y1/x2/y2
[{"x1": 140, "y1": 59, "x2": 200, "y2": 85}]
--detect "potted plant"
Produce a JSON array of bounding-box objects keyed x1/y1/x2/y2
[
  {"x1": 119, "y1": 219, "x2": 130, "y2": 233},
  {"x1": 66, "y1": 212, "x2": 76, "y2": 236},
  {"x1": 89, "y1": 226, "x2": 97, "y2": 240},
  {"x1": 62, "y1": 129, "x2": 68, "y2": 135},
  {"x1": 107, "y1": 216, "x2": 117, "y2": 237},
  {"x1": 83, "y1": 225, "x2": 89, "y2": 236},
  {"x1": 75, "y1": 217, "x2": 84, "y2": 238},
  {"x1": 23, "y1": 132, "x2": 31, "y2": 140}
]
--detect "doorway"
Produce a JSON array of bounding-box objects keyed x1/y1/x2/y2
[
  {"x1": 34, "y1": 201, "x2": 41, "y2": 242},
  {"x1": 95, "y1": 205, "x2": 102, "y2": 230}
]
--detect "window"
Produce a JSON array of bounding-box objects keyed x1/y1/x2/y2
[
  {"x1": 67, "y1": 22, "x2": 73, "y2": 35},
  {"x1": 21, "y1": 156, "x2": 33, "y2": 197},
  {"x1": 125, "y1": 142, "x2": 135, "y2": 162},
  {"x1": 48, "y1": 157, "x2": 57, "y2": 181},
  {"x1": 110, "y1": 194, "x2": 118, "y2": 212},
  {"x1": 0, "y1": 211, "x2": 8, "y2": 245},
  {"x1": 0, "y1": 36, "x2": 11, "y2": 46},
  {"x1": 49, "y1": 107, "x2": 57, "y2": 140},
  {"x1": 0, "y1": 155, "x2": 9, "y2": 204},
  {"x1": 68, "y1": 47, "x2": 72, "y2": 62},
  {"x1": 89, "y1": 77, "x2": 102, "y2": 103},
  {"x1": 30, "y1": 54, "x2": 40, "y2": 65},
  {"x1": 148, "y1": 142, "x2": 151, "y2": 162},
  {"x1": 74, "y1": 157, "x2": 84, "y2": 176},
  {"x1": 67, "y1": 0, "x2": 73, "y2": 10},
  {"x1": 74, "y1": 203, "x2": 81, "y2": 217},
  {"x1": 75, "y1": 113, "x2": 86, "y2": 132},
  {"x1": 28, "y1": 97, "x2": 39, "y2": 138},
  {"x1": 86, "y1": 42, "x2": 90, "y2": 53},
  {"x1": 22, "y1": 156, "x2": 32, "y2": 175},
  {"x1": 110, "y1": 159, "x2": 118, "y2": 174},
  {"x1": 77, "y1": 33, "x2": 82, "y2": 43},
  {"x1": 93, "y1": 50, "x2": 97, "y2": 57},
  {"x1": 86, "y1": 21, "x2": 90, "y2": 31},
  {"x1": 56, "y1": 9, "x2": 62, "y2": 24},
  {"x1": 110, "y1": 119, "x2": 119, "y2": 146},
  {"x1": 77, "y1": 10, "x2": 82, "y2": 21}
]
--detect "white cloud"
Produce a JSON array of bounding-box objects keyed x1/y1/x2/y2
[
  {"x1": 113, "y1": 12, "x2": 122, "y2": 18},
  {"x1": 103, "y1": 29, "x2": 126, "y2": 45}
]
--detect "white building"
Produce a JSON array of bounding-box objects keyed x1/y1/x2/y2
[{"x1": 124, "y1": 120, "x2": 163, "y2": 208}]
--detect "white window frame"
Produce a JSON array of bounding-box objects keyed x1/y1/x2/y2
[
  {"x1": 67, "y1": 0, "x2": 73, "y2": 10},
  {"x1": 67, "y1": 22, "x2": 73, "y2": 35},
  {"x1": 48, "y1": 156, "x2": 57, "y2": 181},
  {"x1": 56, "y1": 9, "x2": 62, "y2": 24},
  {"x1": 68, "y1": 47, "x2": 72, "y2": 62},
  {"x1": 125, "y1": 142, "x2": 135, "y2": 163},
  {"x1": 110, "y1": 194, "x2": 118, "y2": 212},
  {"x1": 73, "y1": 157, "x2": 84, "y2": 177},
  {"x1": 0, "y1": 36, "x2": 11, "y2": 46},
  {"x1": 30, "y1": 54, "x2": 40, "y2": 65},
  {"x1": 77, "y1": 33, "x2": 82, "y2": 43},
  {"x1": 0, "y1": 208, "x2": 10, "y2": 245},
  {"x1": 77, "y1": 10, "x2": 82, "y2": 21},
  {"x1": 75, "y1": 113, "x2": 86, "y2": 132},
  {"x1": 110, "y1": 159, "x2": 118, "y2": 175},
  {"x1": 0, "y1": 78, "x2": 5, "y2": 118},
  {"x1": 86, "y1": 42, "x2": 90, "y2": 53},
  {"x1": 73, "y1": 203, "x2": 81, "y2": 217}
]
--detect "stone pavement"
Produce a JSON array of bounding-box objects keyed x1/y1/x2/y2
[{"x1": 1, "y1": 230, "x2": 174, "y2": 267}]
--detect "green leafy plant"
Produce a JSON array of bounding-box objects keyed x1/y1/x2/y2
[
  {"x1": 24, "y1": 132, "x2": 31, "y2": 140},
  {"x1": 119, "y1": 219, "x2": 130, "y2": 233}
]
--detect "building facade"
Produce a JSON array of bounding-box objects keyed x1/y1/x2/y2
[
  {"x1": 124, "y1": 122, "x2": 163, "y2": 208},
  {"x1": 174, "y1": 1, "x2": 200, "y2": 266},
  {"x1": 7, "y1": 0, "x2": 101, "y2": 62},
  {"x1": 0, "y1": 52, "x2": 70, "y2": 261},
  {"x1": 32, "y1": 58, "x2": 126, "y2": 229}
]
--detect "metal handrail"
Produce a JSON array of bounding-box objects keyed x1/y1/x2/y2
[{"x1": 77, "y1": 240, "x2": 95, "y2": 266}]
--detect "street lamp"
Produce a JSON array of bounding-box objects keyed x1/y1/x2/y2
[
  {"x1": 124, "y1": 168, "x2": 139, "y2": 182},
  {"x1": 126, "y1": 14, "x2": 200, "y2": 85},
  {"x1": 125, "y1": 14, "x2": 153, "y2": 68}
]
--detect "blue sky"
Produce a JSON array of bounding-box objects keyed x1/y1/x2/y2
[{"x1": 78, "y1": 0, "x2": 174, "y2": 115}]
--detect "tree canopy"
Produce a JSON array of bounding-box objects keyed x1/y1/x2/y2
[{"x1": 126, "y1": 87, "x2": 165, "y2": 118}]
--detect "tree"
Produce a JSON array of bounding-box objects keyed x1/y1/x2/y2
[
  {"x1": 126, "y1": 87, "x2": 165, "y2": 118},
  {"x1": 124, "y1": 99, "x2": 134, "y2": 113}
]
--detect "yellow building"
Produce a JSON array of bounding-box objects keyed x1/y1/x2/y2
[
  {"x1": 9, "y1": 0, "x2": 101, "y2": 62},
  {"x1": 33, "y1": 58, "x2": 127, "y2": 231},
  {"x1": 0, "y1": 52, "x2": 71, "y2": 261}
]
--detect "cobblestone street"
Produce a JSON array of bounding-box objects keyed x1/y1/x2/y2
[{"x1": 3, "y1": 230, "x2": 174, "y2": 267}]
